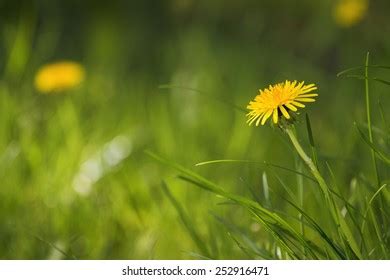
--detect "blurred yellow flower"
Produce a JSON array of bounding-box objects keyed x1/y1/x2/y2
[
  {"x1": 333, "y1": 0, "x2": 368, "y2": 28},
  {"x1": 247, "y1": 80, "x2": 318, "y2": 126},
  {"x1": 34, "y1": 61, "x2": 85, "y2": 93}
]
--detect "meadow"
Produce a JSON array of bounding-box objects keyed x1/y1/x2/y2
[{"x1": 0, "y1": 0, "x2": 389, "y2": 259}]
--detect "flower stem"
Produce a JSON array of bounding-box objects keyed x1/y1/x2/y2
[
  {"x1": 284, "y1": 126, "x2": 362, "y2": 259},
  {"x1": 284, "y1": 127, "x2": 340, "y2": 238},
  {"x1": 285, "y1": 127, "x2": 330, "y2": 200}
]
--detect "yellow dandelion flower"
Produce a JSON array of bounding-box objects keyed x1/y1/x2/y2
[
  {"x1": 34, "y1": 61, "x2": 85, "y2": 93},
  {"x1": 246, "y1": 80, "x2": 318, "y2": 126},
  {"x1": 333, "y1": 0, "x2": 368, "y2": 28}
]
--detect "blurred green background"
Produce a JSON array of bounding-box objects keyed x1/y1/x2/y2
[{"x1": 0, "y1": 0, "x2": 389, "y2": 259}]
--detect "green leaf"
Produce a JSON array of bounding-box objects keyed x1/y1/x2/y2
[{"x1": 340, "y1": 74, "x2": 390, "y2": 87}]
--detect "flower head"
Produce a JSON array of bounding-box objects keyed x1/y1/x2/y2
[
  {"x1": 333, "y1": 0, "x2": 368, "y2": 28},
  {"x1": 34, "y1": 61, "x2": 85, "y2": 93},
  {"x1": 247, "y1": 80, "x2": 318, "y2": 126}
]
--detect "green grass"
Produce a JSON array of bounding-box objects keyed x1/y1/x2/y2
[{"x1": 1, "y1": 0, "x2": 390, "y2": 259}]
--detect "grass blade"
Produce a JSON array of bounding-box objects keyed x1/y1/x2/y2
[
  {"x1": 325, "y1": 162, "x2": 367, "y2": 255},
  {"x1": 282, "y1": 198, "x2": 346, "y2": 259},
  {"x1": 161, "y1": 181, "x2": 212, "y2": 258},
  {"x1": 356, "y1": 124, "x2": 390, "y2": 165},
  {"x1": 195, "y1": 159, "x2": 316, "y2": 182},
  {"x1": 32, "y1": 235, "x2": 76, "y2": 260},
  {"x1": 361, "y1": 184, "x2": 389, "y2": 242},
  {"x1": 337, "y1": 65, "x2": 390, "y2": 77},
  {"x1": 211, "y1": 213, "x2": 274, "y2": 259},
  {"x1": 364, "y1": 53, "x2": 381, "y2": 187},
  {"x1": 196, "y1": 159, "x2": 260, "y2": 166},
  {"x1": 305, "y1": 113, "x2": 319, "y2": 168},
  {"x1": 146, "y1": 151, "x2": 320, "y2": 259},
  {"x1": 338, "y1": 74, "x2": 390, "y2": 87}
]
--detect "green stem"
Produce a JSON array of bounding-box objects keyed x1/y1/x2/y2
[
  {"x1": 284, "y1": 126, "x2": 362, "y2": 259},
  {"x1": 365, "y1": 52, "x2": 380, "y2": 186},
  {"x1": 285, "y1": 127, "x2": 331, "y2": 202}
]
